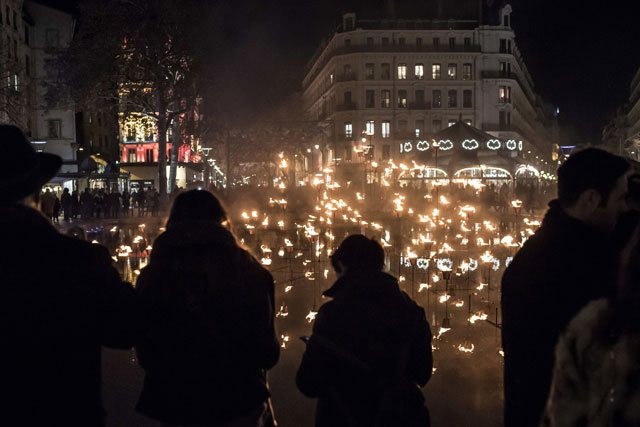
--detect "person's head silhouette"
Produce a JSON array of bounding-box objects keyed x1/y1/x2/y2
[
  {"x1": 167, "y1": 189, "x2": 227, "y2": 229},
  {"x1": 331, "y1": 234, "x2": 384, "y2": 277},
  {"x1": 0, "y1": 125, "x2": 61, "y2": 206}
]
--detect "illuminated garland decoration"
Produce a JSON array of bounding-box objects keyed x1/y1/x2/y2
[
  {"x1": 120, "y1": 113, "x2": 157, "y2": 142},
  {"x1": 399, "y1": 142, "x2": 413, "y2": 153},
  {"x1": 468, "y1": 258, "x2": 478, "y2": 271},
  {"x1": 505, "y1": 256, "x2": 513, "y2": 267},
  {"x1": 438, "y1": 140, "x2": 453, "y2": 150},
  {"x1": 518, "y1": 141, "x2": 523, "y2": 151},
  {"x1": 487, "y1": 139, "x2": 501, "y2": 150},
  {"x1": 506, "y1": 140, "x2": 517, "y2": 150},
  {"x1": 417, "y1": 258, "x2": 430, "y2": 269},
  {"x1": 437, "y1": 258, "x2": 453, "y2": 271},
  {"x1": 462, "y1": 139, "x2": 479, "y2": 150},
  {"x1": 416, "y1": 141, "x2": 430, "y2": 151},
  {"x1": 492, "y1": 258, "x2": 501, "y2": 271}
]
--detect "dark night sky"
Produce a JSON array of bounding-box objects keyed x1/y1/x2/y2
[{"x1": 46, "y1": 0, "x2": 640, "y2": 142}]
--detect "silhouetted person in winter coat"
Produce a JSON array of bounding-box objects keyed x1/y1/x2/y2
[
  {"x1": 135, "y1": 189, "x2": 280, "y2": 426},
  {"x1": 296, "y1": 234, "x2": 433, "y2": 427},
  {"x1": 501, "y1": 149, "x2": 631, "y2": 427},
  {"x1": 0, "y1": 125, "x2": 140, "y2": 427},
  {"x1": 61, "y1": 188, "x2": 72, "y2": 220}
]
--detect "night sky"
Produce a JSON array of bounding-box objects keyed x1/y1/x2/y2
[{"x1": 46, "y1": 0, "x2": 640, "y2": 142}]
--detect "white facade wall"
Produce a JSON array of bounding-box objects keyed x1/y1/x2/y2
[{"x1": 24, "y1": 1, "x2": 76, "y2": 172}]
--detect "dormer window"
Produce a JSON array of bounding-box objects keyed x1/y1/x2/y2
[{"x1": 501, "y1": 5, "x2": 513, "y2": 28}]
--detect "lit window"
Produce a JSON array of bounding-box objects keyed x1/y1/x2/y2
[
  {"x1": 432, "y1": 64, "x2": 441, "y2": 80},
  {"x1": 381, "y1": 90, "x2": 391, "y2": 108},
  {"x1": 499, "y1": 86, "x2": 506, "y2": 103},
  {"x1": 366, "y1": 120, "x2": 375, "y2": 135},
  {"x1": 463, "y1": 63, "x2": 472, "y2": 80},
  {"x1": 499, "y1": 86, "x2": 511, "y2": 103},
  {"x1": 397, "y1": 64, "x2": 407, "y2": 80},
  {"x1": 415, "y1": 64, "x2": 424, "y2": 80},
  {"x1": 448, "y1": 64, "x2": 457, "y2": 79},
  {"x1": 382, "y1": 121, "x2": 390, "y2": 138},
  {"x1": 345, "y1": 122, "x2": 352, "y2": 138},
  {"x1": 397, "y1": 90, "x2": 407, "y2": 108},
  {"x1": 415, "y1": 120, "x2": 424, "y2": 137}
]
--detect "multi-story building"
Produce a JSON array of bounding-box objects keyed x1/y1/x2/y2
[
  {"x1": 625, "y1": 67, "x2": 640, "y2": 159},
  {"x1": 302, "y1": 4, "x2": 557, "y2": 176},
  {"x1": 1, "y1": 0, "x2": 77, "y2": 190},
  {"x1": 23, "y1": 1, "x2": 77, "y2": 180},
  {"x1": 602, "y1": 65, "x2": 640, "y2": 161},
  {"x1": 75, "y1": 103, "x2": 120, "y2": 163},
  {"x1": 117, "y1": 111, "x2": 202, "y2": 191},
  {"x1": 1, "y1": 0, "x2": 31, "y2": 131}
]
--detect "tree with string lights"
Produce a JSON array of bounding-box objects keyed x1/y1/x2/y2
[{"x1": 46, "y1": 0, "x2": 209, "y2": 196}]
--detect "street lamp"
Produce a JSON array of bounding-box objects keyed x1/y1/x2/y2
[
  {"x1": 511, "y1": 199, "x2": 523, "y2": 237},
  {"x1": 432, "y1": 140, "x2": 440, "y2": 210},
  {"x1": 441, "y1": 268, "x2": 452, "y2": 328}
]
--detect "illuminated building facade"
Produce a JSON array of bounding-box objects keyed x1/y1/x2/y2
[
  {"x1": 118, "y1": 112, "x2": 201, "y2": 190},
  {"x1": 302, "y1": 3, "x2": 557, "y2": 177}
]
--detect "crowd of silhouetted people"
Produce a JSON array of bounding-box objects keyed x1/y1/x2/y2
[
  {"x1": 39, "y1": 187, "x2": 164, "y2": 221},
  {"x1": 5, "y1": 122, "x2": 640, "y2": 427}
]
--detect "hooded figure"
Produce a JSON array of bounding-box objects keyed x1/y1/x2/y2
[
  {"x1": 296, "y1": 235, "x2": 433, "y2": 427},
  {"x1": 0, "y1": 124, "x2": 139, "y2": 426},
  {"x1": 135, "y1": 189, "x2": 280, "y2": 426}
]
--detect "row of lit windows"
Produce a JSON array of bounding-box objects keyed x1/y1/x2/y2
[
  {"x1": 340, "y1": 62, "x2": 473, "y2": 81},
  {"x1": 344, "y1": 118, "x2": 472, "y2": 139},
  {"x1": 345, "y1": 89, "x2": 474, "y2": 109}
]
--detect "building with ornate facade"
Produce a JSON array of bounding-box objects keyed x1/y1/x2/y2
[{"x1": 302, "y1": 3, "x2": 558, "y2": 183}]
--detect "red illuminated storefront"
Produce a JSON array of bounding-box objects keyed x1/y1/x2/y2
[{"x1": 120, "y1": 142, "x2": 192, "y2": 163}]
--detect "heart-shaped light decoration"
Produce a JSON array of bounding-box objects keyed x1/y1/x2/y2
[
  {"x1": 462, "y1": 139, "x2": 479, "y2": 150},
  {"x1": 487, "y1": 139, "x2": 501, "y2": 150},
  {"x1": 416, "y1": 140, "x2": 430, "y2": 151},
  {"x1": 439, "y1": 139, "x2": 453, "y2": 150}
]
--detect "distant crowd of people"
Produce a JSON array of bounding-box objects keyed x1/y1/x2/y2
[
  {"x1": 4, "y1": 121, "x2": 640, "y2": 427},
  {"x1": 39, "y1": 186, "x2": 164, "y2": 222}
]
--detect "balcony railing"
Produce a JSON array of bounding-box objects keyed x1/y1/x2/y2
[
  {"x1": 304, "y1": 43, "x2": 482, "y2": 89},
  {"x1": 336, "y1": 72, "x2": 357, "y2": 82},
  {"x1": 336, "y1": 102, "x2": 357, "y2": 111},
  {"x1": 409, "y1": 101, "x2": 431, "y2": 110}
]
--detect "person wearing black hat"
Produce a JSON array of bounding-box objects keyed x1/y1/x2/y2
[
  {"x1": 0, "y1": 124, "x2": 140, "y2": 426},
  {"x1": 296, "y1": 234, "x2": 433, "y2": 427}
]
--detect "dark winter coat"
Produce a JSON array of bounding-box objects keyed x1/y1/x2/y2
[
  {"x1": 0, "y1": 204, "x2": 139, "y2": 426},
  {"x1": 135, "y1": 221, "x2": 280, "y2": 426},
  {"x1": 501, "y1": 200, "x2": 617, "y2": 427},
  {"x1": 296, "y1": 270, "x2": 433, "y2": 427}
]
